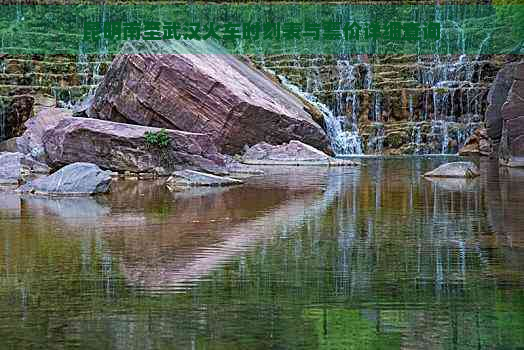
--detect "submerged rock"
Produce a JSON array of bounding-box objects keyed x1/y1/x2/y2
[
  {"x1": 18, "y1": 162, "x2": 111, "y2": 196},
  {"x1": 0, "y1": 152, "x2": 49, "y2": 185},
  {"x1": 423, "y1": 161, "x2": 480, "y2": 178},
  {"x1": 88, "y1": 40, "x2": 331, "y2": 155},
  {"x1": 242, "y1": 140, "x2": 358, "y2": 166},
  {"x1": 43, "y1": 117, "x2": 228, "y2": 175},
  {"x1": 167, "y1": 170, "x2": 243, "y2": 187}
]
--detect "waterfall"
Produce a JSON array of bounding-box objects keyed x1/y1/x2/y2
[{"x1": 276, "y1": 71, "x2": 362, "y2": 155}]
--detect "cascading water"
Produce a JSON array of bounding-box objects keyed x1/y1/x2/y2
[{"x1": 275, "y1": 69, "x2": 362, "y2": 155}]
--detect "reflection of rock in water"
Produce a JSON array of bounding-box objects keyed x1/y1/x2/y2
[
  {"x1": 484, "y1": 160, "x2": 524, "y2": 247},
  {"x1": 0, "y1": 192, "x2": 21, "y2": 217},
  {"x1": 21, "y1": 196, "x2": 111, "y2": 227},
  {"x1": 425, "y1": 177, "x2": 479, "y2": 192},
  {"x1": 114, "y1": 167, "x2": 357, "y2": 292}
]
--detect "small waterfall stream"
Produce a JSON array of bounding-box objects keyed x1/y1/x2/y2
[{"x1": 276, "y1": 71, "x2": 362, "y2": 155}]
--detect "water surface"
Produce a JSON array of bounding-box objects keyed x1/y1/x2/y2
[{"x1": 1, "y1": 158, "x2": 523, "y2": 349}]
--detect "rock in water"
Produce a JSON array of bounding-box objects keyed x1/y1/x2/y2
[
  {"x1": 18, "y1": 163, "x2": 111, "y2": 196},
  {"x1": 88, "y1": 40, "x2": 331, "y2": 155},
  {"x1": 43, "y1": 117, "x2": 228, "y2": 175},
  {"x1": 242, "y1": 140, "x2": 358, "y2": 166},
  {"x1": 167, "y1": 170, "x2": 243, "y2": 187},
  {"x1": 0, "y1": 152, "x2": 50, "y2": 185},
  {"x1": 423, "y1": 162, "x2": 480, "y2": 178}
]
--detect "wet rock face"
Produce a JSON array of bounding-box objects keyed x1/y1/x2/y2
[
  {"x1": 423, "y1": 161, "x2": 480, "y2": 178},
  {"x1": 499, "y1": 62, "x2": 524, "y2": 167},
  {"x1": 485, "y1": 63, "x2": 519, "y2": 145},
  {"x1": 43, "y1": 117, "x2": 229, "y2": 175},
  {"x1": 18, "y1": 162, "x2": 111, "y2": 196},
  {"x1": 89, "y1": 40, "x2": 331, "y2": 156}
]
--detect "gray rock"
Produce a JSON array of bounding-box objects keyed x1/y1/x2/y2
[
  {"x1": 18, "y1": 162, "x2": 112, "y2": 196},
  {"x1": 0, "y1": 152, "x2": 50, "y2": 185},
  {"x1": 0, "y1": 152, "x2": 27, "y2": 185},
  {"x1": 167, "y1": 170, "x2": 243, "y2": 187},
  {"x1": 423, "y1": 161, "x2": 480, "y2": 178},
  {"x1": 242, "y1": 141, "x2": 358, "y2": 166}
]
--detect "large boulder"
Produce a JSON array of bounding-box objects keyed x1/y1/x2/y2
[
  {"x1": 0, "y1": 152, "x2": 49, "y2": 185},
  {"x1": 242, "y1": 140, "x2": 357, "y2": 166},
  {"x1": 486, "y1": 62, "x2": 520, "y2": 145},
  {"x1": 423, "y1": 161, "x2": 480, "y2": 178},
  {"x1": 0, "y1": 107, "x2": 72, "y2": 161},
  {"x1": 88, "y1": 40, "x2": 331, "y2": 155},
  {"x1": 43, "y1": 117, "x2": 228, "y2": 175},
  {"x1": 18, "y1": 162, "x2": 111, "y2": 196},
  {"x1": 499, "y1": 62, "x2": 524, "y2": 167}
]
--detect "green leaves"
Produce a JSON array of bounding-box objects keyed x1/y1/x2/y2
[{"x1": 144, "y1": 128, "x2": 170, "y2": 148}]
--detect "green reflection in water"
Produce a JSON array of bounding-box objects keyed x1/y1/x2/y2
[{"x1": 0, "y1": 158, "x2": 523, "y2": 349}]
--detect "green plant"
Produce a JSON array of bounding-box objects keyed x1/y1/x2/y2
[{"x1": 144, "y1": 129, "x2": 170, "y2": 148}]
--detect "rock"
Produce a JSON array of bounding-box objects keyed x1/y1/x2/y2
[
  {"x1": 167, "y1": 170, "x2": 243, "y2": 187},
  {"x1": 43, "y1": 117, "x2": 228, "y2": 175},
  {"x1": 88, "y1": 40, "x2": 331, "y2": 155},
  {"x1": 423, "y1": 161, "x2": 480, "y2": 178},
  {"x1": 72, "y1": 94, "x2": 94, "y2": 118},
  {"x1": 0, "y1": 106, "x2": 71, "y2": 162},
  {"x1": 0, "y1": 152, "x2": 50, "y2": 185},
  {"x1": 0, "y1": 95, "x2": 34, "y2": 142},
  {"x1": 458, "y1": 128, "x2": 492, "y2": 156},
  {"x1": 223, "y1": 154, "x2": 264, "y2": 175},
  {"x1": 499, "y1": 62, "x2": 524, "y2": 167},
  {"x1": 242, "y1": 140, "x2": 358, "y2": 166},
  {"x1": 17, "y1": 162, "x2": 111, "y2": 196}
]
